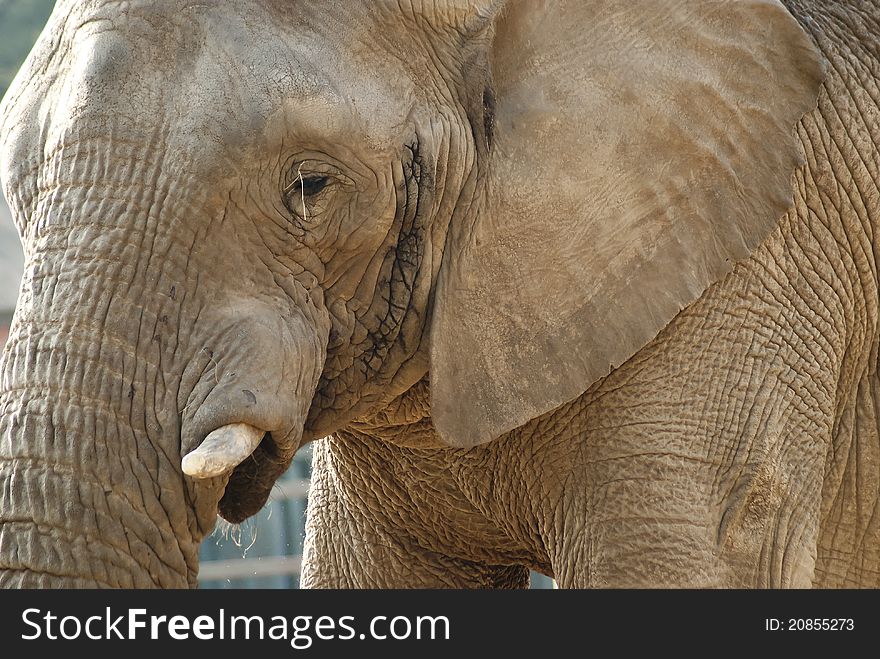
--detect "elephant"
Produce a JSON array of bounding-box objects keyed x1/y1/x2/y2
[{"x1": 0, "y1": 0, "x2": 878, "y2": 589}]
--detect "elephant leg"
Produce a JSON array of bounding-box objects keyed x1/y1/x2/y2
[
  {"x1": 545, "y1": 419, "x2": 827, "y2": 589},
  {"x1": 550, "y1": 455, "x2": 734, "y2": 588},
  {"x1": 535, "y1": 219, "x2": 840, "y2": 588},
  {"x1": 301, "y1": 435, "x2": 530, "y2": 588},
  {"x1": 717, "y1": 440, "x2": 826, "y2": 588},
  {"x1": 815, "y1": 371, "x2": 880, "y2": 587}
]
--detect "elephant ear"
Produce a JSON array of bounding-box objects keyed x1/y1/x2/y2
[{"x1": 429, "y1": 0, "x2": 824, "y2": 447}]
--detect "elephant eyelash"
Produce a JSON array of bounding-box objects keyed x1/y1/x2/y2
[
  {"x1": 286, "y1": 172, "x2": 331, "y2": 198},
  {"x1": 281, "y1": 163, "x2": 334, "y2": 222}
]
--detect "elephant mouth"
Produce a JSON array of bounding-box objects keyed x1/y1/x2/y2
[
  {"x1": 217, "y1": 430, "x2": 295, "y2": 524},
  {"x1": 182, "y1": 425, "x2": 296, "y2": 524}
]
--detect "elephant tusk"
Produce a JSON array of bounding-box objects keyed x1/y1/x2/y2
[{"x1": 181, "y1": 423, "x2": 265, "y2": 479}]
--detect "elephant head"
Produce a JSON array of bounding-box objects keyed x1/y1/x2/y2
[{"x1": 0, "y1": 0, "x2": 821, "y2": 587}]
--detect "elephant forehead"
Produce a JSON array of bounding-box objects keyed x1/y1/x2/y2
[
  {"x1": 53, "y1": 0, "x2": 415, "y2": 162},
  {"x1": 223, "y1": 18, "x2": 417, "y2": 154}
]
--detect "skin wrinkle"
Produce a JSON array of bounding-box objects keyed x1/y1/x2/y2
[
  {"x1": 305, "y1": 126, "x2": 443, "y2": 428},
  {"x1": 0, "y1": 464, "x2": 188, "y2": 586}
]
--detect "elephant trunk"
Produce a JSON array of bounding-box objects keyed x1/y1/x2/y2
[
  {"x1": 0, "y1": 171, "x2": 330, "y2": 586},
  {"x1": 0, "y1": 404, "x2": 198, "y2": 588},
  {"x1": 0, "y1": 212, "x2": 210, "y2": 587},
  {"x1": 0, "y1": 338, "x2": 200, "y2": 588}
]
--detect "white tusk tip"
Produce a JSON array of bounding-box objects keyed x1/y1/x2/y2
[{"x1": 181, "y1": 423, "x2": 265, "y2": 480}]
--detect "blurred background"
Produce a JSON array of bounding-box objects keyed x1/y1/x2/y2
[{"x1": 0, "y1": 0, "x2": 553, "y2": 589}]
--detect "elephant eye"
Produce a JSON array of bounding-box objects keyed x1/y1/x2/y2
[
  {"x1": 298, "y1": 175, "x2": 330, "y2": 197},
  {"x1": 281, "y1": 168, "x2": 335, "y2": 220},
  {"x1": 284, "y1": 174, "x2": 330, "y2": 200}
]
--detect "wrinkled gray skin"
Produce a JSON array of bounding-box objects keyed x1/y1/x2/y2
[{"x1": 0, "y1": 0, "x2": 878, "y2": 588}]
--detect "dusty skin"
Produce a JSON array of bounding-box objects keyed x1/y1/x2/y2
[{"x1": 0, "y1": 0, "x2": 877, "y2": 588}]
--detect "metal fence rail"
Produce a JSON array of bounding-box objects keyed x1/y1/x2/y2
[{"x1": 199, "y1": 556, "x2": 303, "y2": 581}]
